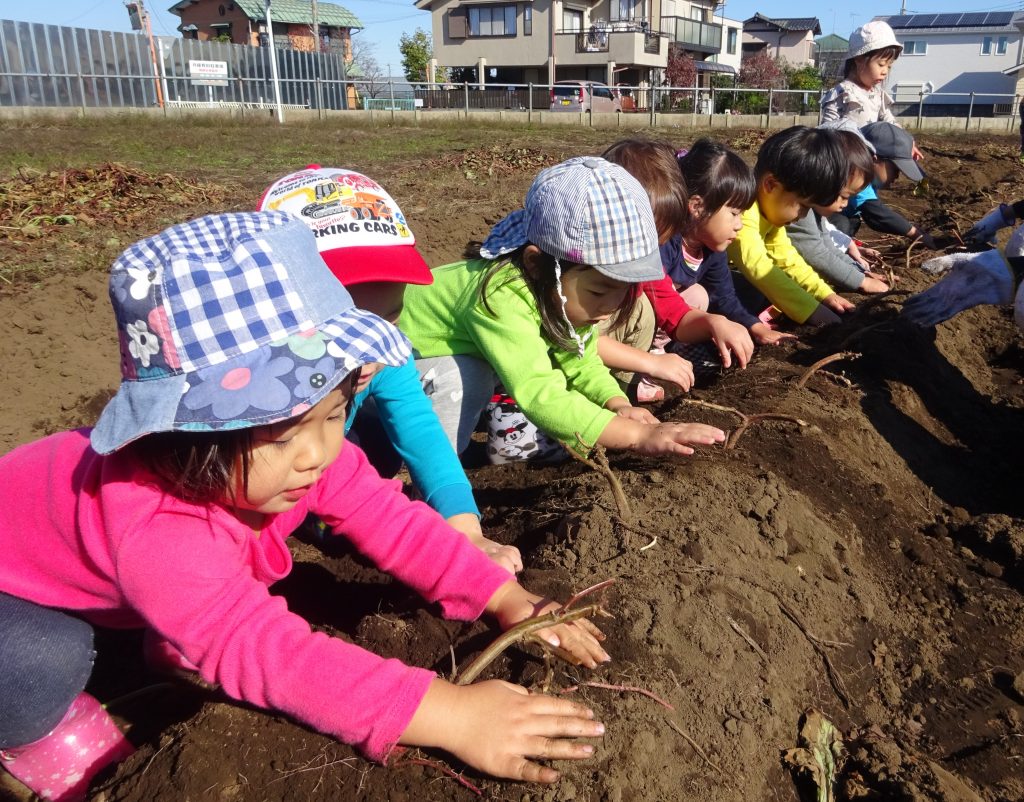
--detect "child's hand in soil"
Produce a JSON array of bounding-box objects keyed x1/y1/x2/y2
[
  {"x1": 450, "y1": 513, "x2": 524, "y2": 574},
  {"x1": 706, "y1": 315, "x2": 754, "y2": 369},
  {"x1": 821, "y1": 293, "x2": 855, "y2": 314},
  {"x1": 486, "y1": 583, "x2": 609, "y2": 669},
  {"x1": 645, "y1": 351, "x2": 694, "y2": 391},
  {"x1": 615, "y1": 404, "x2": 659, "y2": 425},
  {"x1": 858, "y1": 274, "x2": 890, "y2": 294},
  {"x1": 402, "y1": 678, "x2": 605, "y2": 783},
  {"x1": 848, "y1": 243, "x2": 881, "y2": 268},
  {"x1": 633, "y1": 422, "x2": 726, "y2": 456},
  {"x1": 750, "y1": 322, "x2": 796, "y2": 346}
]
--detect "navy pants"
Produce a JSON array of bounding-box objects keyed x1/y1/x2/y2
[{"x1": 0, "y1": 592, "x2": 95, "y2": 748}]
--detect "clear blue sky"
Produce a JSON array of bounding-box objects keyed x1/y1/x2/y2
[{"x1": 4, "y1": 0, "x2": 1024, "y2": 72}]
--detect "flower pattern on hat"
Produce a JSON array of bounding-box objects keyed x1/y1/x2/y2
[{"x1": 181, "y1": 346, "x2": 294, "y2": 420}]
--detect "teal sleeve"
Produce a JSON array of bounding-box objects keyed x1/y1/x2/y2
[{"x1": 347, "y1": 362, "x2": 479, "y2": 520}]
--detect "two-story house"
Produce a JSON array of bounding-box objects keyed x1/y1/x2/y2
[
  {"x1": 415, "y1": 0, "x2": 668, "y2": 90},
  {"x1": 873, "y1": 12, "x2": 1024, "y2": 115},
  {"x1": 741, "y1": 14, "x2": 820, "y2": 67},
  {"x1": 169, "y1": 0, "x2": 361, "y2": 57},
  {"x1": 661, "y1": 0, "x2": 741, "y2": 83},
  {"x1": 814, "y1": 33, "x2": 849, "y2": 82}
]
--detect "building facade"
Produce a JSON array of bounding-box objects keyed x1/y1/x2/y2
[
  {"x1": 741, "y1": 14, "x2": 820, "y2": 66},
  {"x1": 876, "y1": 11, "x2": 1024, "y2": 112}
]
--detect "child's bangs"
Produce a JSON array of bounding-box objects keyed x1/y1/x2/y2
[{"x1": 869, "y1": 45, "x2": 901, "y2": 62}]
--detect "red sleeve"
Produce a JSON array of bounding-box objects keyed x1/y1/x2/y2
[{"x1": 641, "y1": 275, "x2": 692, "y2": 337}]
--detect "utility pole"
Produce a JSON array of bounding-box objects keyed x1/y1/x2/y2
[
  {"x1": 127, "y1": 1, "x2": 164, "y2": 107},
  {"x1": 311, "y1": 0, "x2": 319, "y2": 49},
  {"x1": 265, "y1": 0, "x2": 285, "y2": 122}
]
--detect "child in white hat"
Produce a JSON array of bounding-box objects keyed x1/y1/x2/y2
[
  {"x1": 0, "y1": 212, "x2": 609, "y2": 799},
  {"x1": 400, "y1": 156, "x2": 726, "y2": 462},
  {"x1": 821, "y1": 19, "x2": 923, "y2": 161}
]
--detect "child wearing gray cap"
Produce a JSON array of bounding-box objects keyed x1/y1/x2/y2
[
  {"x1": 828, "y1": 121, "x2": 936, "y2": 249},
  {"x1": 400, "y1": 156, "x2": 726, "y2": 462}
]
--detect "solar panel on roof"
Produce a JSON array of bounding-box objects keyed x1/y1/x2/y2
[
  {"x1": 984, "y1": 11, "x2": 1013, "y2": 25},
  {"x1": 960, "y1": 12, "x2": 988, "y2": 24},
  {"x1": 933, "y1": 13, "x2": 961, "y2": 26},
  {"x1": 913, "y1": 14, "x2": 938, "y2": 26},
  {"x1": 888, "y1": 16, "x2": 912, "y2": 28}
]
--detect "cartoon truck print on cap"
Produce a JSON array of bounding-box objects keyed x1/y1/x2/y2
[{"x1": 267, "y1": 180, "x2": 395, "y2": 223}]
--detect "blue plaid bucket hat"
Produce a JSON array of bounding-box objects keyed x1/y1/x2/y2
[
  {"x1": 91, "y1": 211, "x2": 411, "y2": 454},
  {"x1": 479, "y1": 156, "x2": 663, "y2": 283}
]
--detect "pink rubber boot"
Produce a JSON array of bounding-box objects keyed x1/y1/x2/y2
[{"x1": 0, "y1": 692, "x2": 134, "y2": 802}]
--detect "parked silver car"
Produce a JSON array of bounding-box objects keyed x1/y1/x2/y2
[{"x1": 549, "y1": 81, "x2": 622, "y2": 113}]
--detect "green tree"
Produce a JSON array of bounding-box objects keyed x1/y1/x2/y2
[
  {"x1": 399, "y1": 28, "x2": 447, "y2": 83},
  {"x1": 786, "y1": 65, "x2": 823, "y2": 92}
]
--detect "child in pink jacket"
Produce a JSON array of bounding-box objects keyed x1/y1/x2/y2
[{"x1": 0, "y1": 212, "x2": 608, "y2": 801}]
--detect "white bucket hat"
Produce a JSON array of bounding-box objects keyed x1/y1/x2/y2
[{"x1": 847, "y1": 20, "x2": 903, "y2": 59}]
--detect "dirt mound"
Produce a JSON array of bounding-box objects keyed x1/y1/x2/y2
[{"x1": 1, "y1": 127, "x2": 1023, "y2": 802}]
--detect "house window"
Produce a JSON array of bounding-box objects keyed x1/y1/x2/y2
[
  {"x1": 691, "y1": 7, "x2": 707, "y2": 22},
  {"x1": 982, "y1": 36, "x2": 992, "y2": 54},
  {"x1": 903, "y1": 40, "x2": 926, "y2": 55},
  {"x1": 563, "y1": 8, "x2": 583, "y2": 31},
  {"x1": 997, "y1": 36, "x2": 1008, "y2": 55},
  {"x1": 727, "y1": 27, "x2": 737, "y2": 54},
  {"x1": 524, "y1": 5, "x2": 532, "y2": 36},
  {"x1": 611, "y1": 0, "x2": 643, "y2": 21},
  {"x1": 469, "y1": 5, "x2": 517, "y2": 37}
]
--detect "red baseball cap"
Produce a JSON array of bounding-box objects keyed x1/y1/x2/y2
[{"x1": 258, "y1": 165, "x2": 433, "y2": 286}]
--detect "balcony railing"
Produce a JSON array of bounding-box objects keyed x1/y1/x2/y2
[
  {"x1": 666, "y1": 17, "x2": 722, "y2": 54},
  {"x1": 564, "y1": 22, "x2": 663, "y2": 55}
]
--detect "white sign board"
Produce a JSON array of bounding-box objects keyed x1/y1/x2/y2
[{"x1": 189, "y1": 59, "x2": 229, "y2": 87}]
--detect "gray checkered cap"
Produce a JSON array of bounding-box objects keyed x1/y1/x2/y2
[{"x1": 480, "y1": 156, "x2": 663, "y2": 283}]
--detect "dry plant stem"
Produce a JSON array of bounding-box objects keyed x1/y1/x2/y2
[
  {"x1": 905, "y1": 235, "x2": 923, "y2": 273},
  {"x1": 395, "y1": 755, "x2": 483, "y2": 796},
  {"x1": 566, "y1": 436, "x2": 632, "y2": 522},
  {"x1": 796, "y1": 351, "x2": 860, "y2": 389},
  {"x1": 726, "y1": 616, "x2": 770, "y2": 663},
  {"x1": 839, "y1": 321, "x2": 894, "y2": 350},
  {"x1": 454, "y1": 604, "x2": 601, "y2": 686},
  {"x1": 562, "y1": 681, "x2": 675, "y2": 711},
  {"x1": 727, "y1": 413, "x2": 808, "y2": 450},
  {"x1": 679, "y1": 398, "x2": 806, "y2": 450},
  {"x1": 564, "y1": 577, "x2": 617, "y2": 611},
  {"x1": 666, "y1": 719, "x2": 724, "y2": 775}
]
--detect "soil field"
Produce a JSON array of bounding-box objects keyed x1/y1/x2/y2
[{"x1": 1, "y1": 118, "x2": 1023, "y2": 802}]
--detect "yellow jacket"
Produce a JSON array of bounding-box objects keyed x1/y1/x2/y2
[{"x1": 727, "y1": 202, "x2": 835, "y2": 323}]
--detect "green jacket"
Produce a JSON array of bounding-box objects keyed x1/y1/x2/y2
[{"x1": 401, "y1": 259, "x2": 623, "y2": 452}]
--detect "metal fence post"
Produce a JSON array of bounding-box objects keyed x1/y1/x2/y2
[
  {"x1": 917, "y1": 91, "x2": 924, "y2": 130},
  {"x1": 463, "y1": 81, "x2": 469, "y2": 115},
  {"x1": 388, "y1": 76, "x2": 395, "y2": 120},
  {"x1": 710, "y1": 86, "x2": 716, "y2": 118},
  {"x1": 649, "y1": 84, "x2": 655, "y2": 127},
  {"x1": 1015, "y1": 94, "x2": 1021, "y2": 133},
  {"x1": 528, "y1": 81, "x2": 533, "y2": 118},
  {"x1": 768, "y1": 87, "x2": 773, "y2": 117},
  {"x1": 966, "y1": 92, "x2": 974, "y2": 131}
]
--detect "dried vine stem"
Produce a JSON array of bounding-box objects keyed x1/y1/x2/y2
[
  {"x1": 393, "y1": 752, "x2": 483, "y2": 795},
  {"x1": 453, "y1": 604, "x2": 602, "y2": 686},
  {"x1": 678, "y1": 398, "x2": 807, "y2": 450},
  {"x1": 566, "y1": 435, "x2": 632, "y2": 522},
  {"x1": 666, "y1": 719, "x2": 724, "y2": 775},
  {"x1": 795, "y1": 351, "x2": 860, "y2": 389},
  {"x1": 905, "y1": 235, "x2": 923, "y2": 273},
  {"x1": 562, "y1": 680, "x2": 675, "y2": 710},
  {"x1": 727, "y1": 413, "x2": 808, "y2": 450}
]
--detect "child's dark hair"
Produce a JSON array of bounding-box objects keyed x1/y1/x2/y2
[
  {"x1": 131, "y1": 428, "x2": 254, "y2": 504},
  {"x1": 843, "y1": 46, "x2": 901, "y2": 81},
  {"x1": 479, "y1": 248, "x2": 638, "y2": 350},
  {"x1": 755, "y1": 126, "x2": 847, "y2": 207},
  {"x1": 601, "y1": 138, "x2": 687, "y2": 243},
  {"x1": 677, "y1": 139, "x2": 756, "y2": 228},
  {"x1": 834, "y1": 130, "x2": 875, "y2": 192}
]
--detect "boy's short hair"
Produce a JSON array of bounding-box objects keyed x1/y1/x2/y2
[
  {"x1": 754, "y1": 126, "x2": 847, "y2": 207},
  {"x1": 834, "y1": 130, "x2": 876, "y2": 192},
  {"x1": 602, "y1": 138, "x2": 688, "y2": 243}
]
